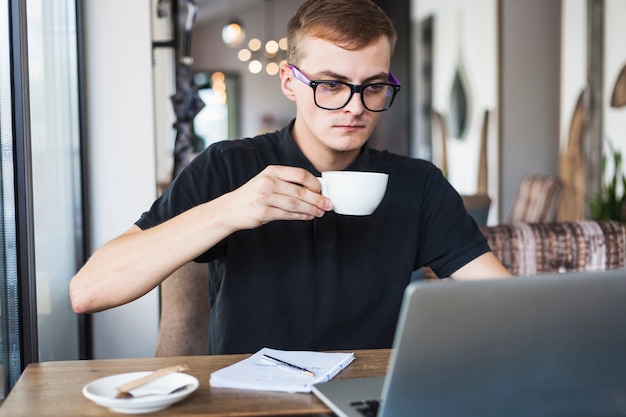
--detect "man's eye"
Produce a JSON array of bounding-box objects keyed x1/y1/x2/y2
[
  {"x1": 367, "y1": 84, "x2": 385, "y2": 92},
  {"x1": 320, "y1": 81, "x2": 342, "y2": 89}
]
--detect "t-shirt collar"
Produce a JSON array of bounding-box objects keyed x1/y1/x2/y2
[{"x1": 278, "y1": 119, "x2": 371, "y2": 175}]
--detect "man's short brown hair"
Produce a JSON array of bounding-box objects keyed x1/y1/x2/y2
[{"x1": 286, "y1": 0, "x2": 397, "y2": 66}]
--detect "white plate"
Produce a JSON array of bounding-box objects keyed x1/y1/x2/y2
[{"x1": 82, "y1": 371, "x2": 199, "y2": 414}]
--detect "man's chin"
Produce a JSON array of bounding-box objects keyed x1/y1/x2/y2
[
  {"x1": 328, "y1": 142, "x2": 366, "y2": 153},
  {"x1": 327, "y1": 135, "x2": 369, "y2": 151}
]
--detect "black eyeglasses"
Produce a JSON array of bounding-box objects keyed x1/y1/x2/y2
[{"x1": 290, "y1": 65, "x2": 401, "y2": 112}]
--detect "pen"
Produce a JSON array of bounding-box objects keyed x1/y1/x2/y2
[{"x1": 262, "y1": 354, "x2": 316, "y2": 377}]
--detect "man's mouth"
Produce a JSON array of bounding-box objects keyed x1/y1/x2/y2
[{"x1": 334, "y1": 123, "x2": 364, "y2": 131}]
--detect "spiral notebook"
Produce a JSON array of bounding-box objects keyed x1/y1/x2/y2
[{"x1": 209, "y1": 347, "x2": 355, "y2": 393}]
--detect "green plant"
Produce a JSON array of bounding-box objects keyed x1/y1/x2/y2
[{"x1": 589, "y1": 140, "x2": 626, "y2": 221}]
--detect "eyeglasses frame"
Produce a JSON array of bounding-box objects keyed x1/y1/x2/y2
[{"x1": 289, "y1": 65, "x2": 401, "y2": 112}]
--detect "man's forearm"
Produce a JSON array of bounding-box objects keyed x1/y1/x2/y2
[{"x1": 69, "y1": 200, "x2": 235, "y2": 314}]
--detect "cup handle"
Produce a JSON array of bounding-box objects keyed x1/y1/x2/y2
[{"x1": 317, "y1": 177, "x2": 328, "y2": 197}]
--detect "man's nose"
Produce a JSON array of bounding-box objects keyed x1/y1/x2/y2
[{"x1": 343, "y1": 90, "x2": 366, "y2": 114}]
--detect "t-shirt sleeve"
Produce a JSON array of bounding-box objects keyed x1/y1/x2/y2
[
  {"x1": 135, "y1": 151, "x2": 215, "y2": 229},
  {"x1": 134, "y1": 146, "x2": 230, "y2": 261},
  {"x1": 415, "y1": 165, "x2": 491, "y2": 277}
]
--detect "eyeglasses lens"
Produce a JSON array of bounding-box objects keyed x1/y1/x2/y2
[{"x1": 314, "y1": 82, "x2": 395, "y2": 112}]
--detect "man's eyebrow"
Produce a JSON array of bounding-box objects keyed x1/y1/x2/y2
[{"x1": 316, "y1": 70, "x2": 391, "y2": 83}]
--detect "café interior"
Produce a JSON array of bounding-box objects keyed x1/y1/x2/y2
[{"x1": 1, "y1": 0, "x2": 626, "y2": 412}]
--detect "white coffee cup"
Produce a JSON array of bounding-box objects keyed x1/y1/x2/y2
[{"x1": 319, "y1": 171, "x2": 389, "y2": 216}]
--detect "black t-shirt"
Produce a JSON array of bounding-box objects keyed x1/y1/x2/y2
[{"x1": 137, "y1": 120, "x2": 490, "y2": 354}]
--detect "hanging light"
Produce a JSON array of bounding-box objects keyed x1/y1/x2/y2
[
  {"x1": 266, "y1": 62, "x2": 279, "y2": 76},
  {"x1": 278, "y1": 37, "x2": 288, "y2": 51},
  {"x1": 265, "y1": 39, "x2": 279, "y2": 57},
  {"x1": 211, "y1": 72, "x2": 228, "y2": 105},
  {"x1": 237, "y1": 49, "x2": 252, "y2": 62},
  {"x1": 248, "y1": 60, "x2": 263, "y2": 74},
  {"x1": 248, "y1": 38, "x2": 262, "y2": 52},
  {"x1": 222, "y1": 20, "x2": 246, "y2": 47},
  {"x1": 235, "y1": 0, "x2": 287, "y2": 76}
]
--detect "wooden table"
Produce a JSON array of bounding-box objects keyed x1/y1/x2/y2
[{"x1": 0, "y1": 349, "x2": 390, "y2": 416}]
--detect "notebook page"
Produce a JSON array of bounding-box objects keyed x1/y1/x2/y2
[{"x1": 210, "y1": 347, "x2": 355, "y2": 393}]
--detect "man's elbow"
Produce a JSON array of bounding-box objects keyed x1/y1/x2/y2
[{"x1": 69, "y1": 279, "x2": 95, "y2": 314}]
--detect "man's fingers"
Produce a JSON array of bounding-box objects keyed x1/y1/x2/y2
[
  {"x1": 275, "y1": 180, "x2": 331, "y2": 212},
  {"x1": 267, "y1": 165, "x2": 323, "y2": 193},
  {"x1": 262, "y1": 166, "x2": 331, "y2": 211}
]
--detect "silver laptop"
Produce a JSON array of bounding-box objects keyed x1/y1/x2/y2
[{"x1": 313, "y1": 269, "x2": 626, "y2": 417}]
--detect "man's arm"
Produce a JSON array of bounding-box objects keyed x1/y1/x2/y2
[
  {"x1": 450, "y1": 252, "x2": 511, "y2": 281},
  {"x1": 69, "y1": 166, "x2": 332, "y2": 314}
]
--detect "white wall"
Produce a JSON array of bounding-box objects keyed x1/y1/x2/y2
[
  {"x1": 83, "y1": 0, "x2": 159, "y2": 359},
  {"x1": 560, "y1": 0, "x2": 586, "y2": 153},
  {"x1": 604, "y1": 0, "x2": 626, "y2": 167}
]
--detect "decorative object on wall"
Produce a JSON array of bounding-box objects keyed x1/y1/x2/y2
[
  {"x1": 430, "y1": 109, "x2": 448, "y2": 177},
  {"x1": 414, "y1": 15, "x2": 434, "y2": 160},
  {"x1": 558, "y1": 89, "x2": 586, "y2": 221},
  {"x1": 583, "y1": 0, "x2": 604, "y2": 208},
  {"x1": 235, "y1": 0, "x2": 287, "y2": 76},
  {"x1": 448, "y1": 13, "x2": 471, "y2": 140},
  {"x1": 171, "y1": 0, "x2": 206, "y2": 178},
  {"x1": 448, "y1": 58, "x2": 470, "y2": 139},
  {"x1": 477, "y1": 109, "x2": 490, "y2": 194},
  {"x1": 610, "y1": 62, "x2": 626, "y2": 108},
  {"x1": 559, "y1": 0, "x2": 609, "y2": 221}
]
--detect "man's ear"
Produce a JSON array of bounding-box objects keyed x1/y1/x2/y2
[{"x1": 279, "y1": 64, "x2": 296, "y2": 102}]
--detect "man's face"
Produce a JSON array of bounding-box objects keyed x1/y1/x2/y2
[{"x1": 281, "y1": 35, "x2": 393, "y2": 171}]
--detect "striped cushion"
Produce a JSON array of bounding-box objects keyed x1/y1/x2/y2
[
  {"x1": 507, "y1": 175, "x2": 563, "y2": 222},
  {"x1": 480, "y1": 220, "x2": 626, "y2": 275}
]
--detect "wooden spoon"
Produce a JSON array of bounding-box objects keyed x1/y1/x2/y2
[
  {"x1": 116, "y1": 383, "x2": 193, "y2": 399},
  {"x1": 115, "y1": 364, "x2": 190, "y2": 399}
]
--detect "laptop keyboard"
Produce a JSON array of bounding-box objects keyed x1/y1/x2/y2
[{"x1": 350, "y1": 399, "x2": 380, "y2": 417}]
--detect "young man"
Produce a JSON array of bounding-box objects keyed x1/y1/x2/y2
[{"x1": 70, "y1": 0, "x2": 509, "y2": 354}]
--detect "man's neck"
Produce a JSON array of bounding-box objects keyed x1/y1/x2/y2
[
  {"x1": 291, "y1": 124, "x2": 362, "y2": 173},
  {"x1": 301, "y1": 145, "x2": 361, "y2": 173}
]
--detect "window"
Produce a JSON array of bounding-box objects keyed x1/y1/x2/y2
[{"x1": 0, "y1": 0, "x2": 88, "y2": 395}]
